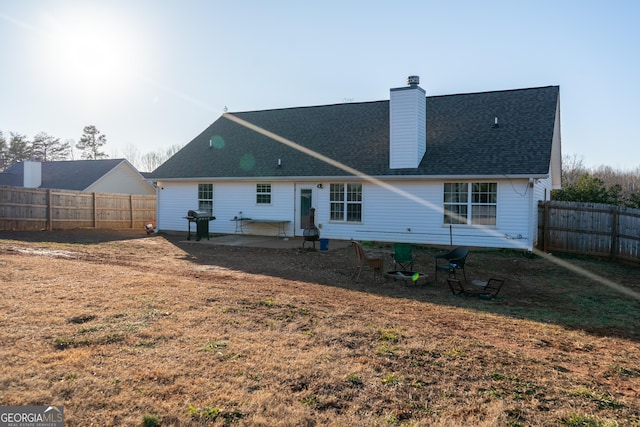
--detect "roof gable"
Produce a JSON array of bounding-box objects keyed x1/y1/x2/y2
[
  {"x1": 151, "y1": 86, "x2": 559, "y2": 180},
  {"x1": 0, "y1": 159, "x2": 129, "y2": 190},
  {"x1": 41, "y1": 159, "x2": 126, "y2": 190}
]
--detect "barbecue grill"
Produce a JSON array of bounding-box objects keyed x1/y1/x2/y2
[
  {"x1": 185, "y1": 210, "x2": 216, "y2": 241},
  {"x1": 302, "y1": 207, "x2": 320, "y2": 248}
]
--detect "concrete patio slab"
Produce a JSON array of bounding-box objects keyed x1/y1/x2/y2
[{"x1": 179, "y1": 234, "x2": 352, "y2": 251}]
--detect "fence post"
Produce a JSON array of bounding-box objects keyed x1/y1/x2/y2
[
  {"x1": 130, "y1": 194, "x2": 134, "y2": 229},
  {"x1": 93, "y1": 192, "x2": 97, "y2": 228},
  {"x1": 611, "y1": 206, "x2": 619, "y2": 260},
  {"x1": 543, "y1": 201, "x2": 550, "y2": 253},
  {"x1": 47, "y1": 189, "x2": 53, "y2": 231}
]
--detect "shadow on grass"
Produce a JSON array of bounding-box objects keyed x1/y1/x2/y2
[
  {"x1": 0, "y1": 229, "x2": 152, "y2": 244},
  {"x1": 2, "y1": 229, "x2": 638, "y2": 342},
  {"x1": 169, "y1": 235, "x2": 640, "y2": 343}
]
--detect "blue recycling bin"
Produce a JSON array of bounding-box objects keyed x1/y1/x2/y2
[{"x1": 319, "y1": 238, "x2": 329, "y2": 251}]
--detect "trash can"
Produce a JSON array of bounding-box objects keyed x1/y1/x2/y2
[{"x1": 319, "y1": 238, "x2": 329, "y2": 251}]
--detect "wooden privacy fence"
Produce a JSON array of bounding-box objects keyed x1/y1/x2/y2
[
  {"x1": 0, "y1": 186, "x2": 156, "y2": 231},
  {"x1": 537, "y1": 200, "x2": 640, "y2": 264}
]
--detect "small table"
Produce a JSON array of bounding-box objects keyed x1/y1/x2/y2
[
  {"x1": 231, "y1": 218, "x2": 290, "y2": 238},
  {"x1": 384, "y1": 270, "x2": 428, "y2": 285}
]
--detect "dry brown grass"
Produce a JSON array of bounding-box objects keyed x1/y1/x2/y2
[{"x1": 0, "y1": 230, "x2": 639, "y2": 426}]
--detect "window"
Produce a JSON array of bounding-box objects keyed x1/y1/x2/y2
[
  {"x1": 444, "y1": 183, "x2": 468, "y2": 224},
  {"x1": 198, "y1": 183, "x2": 213, "y2": 214},
  {"x1": 444, "y1": 182, "x2": 497, "y2": 225},
  {"x1": 330, "y1": 183, "x2": 362, "y2": 222},
  {"x1": 471, "y1": 182, "x2": 497, "y2": 225},
  {"x1": 256, "y1": 183, "x2": 271, "y2": 204}
]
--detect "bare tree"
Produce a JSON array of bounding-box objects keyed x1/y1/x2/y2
[
  {"x1": 139, "y1": 144, "x2": 183, "y2": 172},
  {"x1": 140, "y1": 151, "x2": 162, "y2": 172},
  {"x1": 561, "y1": 154, "x2": 587, "y2": 186}
]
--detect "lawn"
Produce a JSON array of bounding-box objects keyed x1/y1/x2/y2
[{"x1": 0, "y1": 230, "x2": 638, "y2": 426}]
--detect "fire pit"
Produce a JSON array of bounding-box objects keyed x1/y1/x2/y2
[
  {"x1": 302, "y1": 207, "x2": 320, "y2": 248},
  {"x1": 384, "y1": 270, "x2": 428, "y2": 285}
]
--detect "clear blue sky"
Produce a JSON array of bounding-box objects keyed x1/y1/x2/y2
[{"x1": 1, "y1": 0, "x2": 639, "y2": 170}]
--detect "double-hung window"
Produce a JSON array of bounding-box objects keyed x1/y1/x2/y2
[
  {"x1": 256, "y1": 183, "x2": 271, "y2": 204},
  {"x1": 330, "y1": 183, "x2": 362, "y2": 222},
  {"x1": 198, "y1": 183, "x2": 213, "y2": 214},
  {"x1": 444, "y1": 182, "x2": 497, "y2": 225}
]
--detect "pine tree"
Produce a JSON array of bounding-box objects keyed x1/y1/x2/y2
[
  {"x1": 76, "y1": 125, "x2": 108, "y2": 159},
  {"x1": 32, "y1": 132, "x2": 71, "y2": 161}
]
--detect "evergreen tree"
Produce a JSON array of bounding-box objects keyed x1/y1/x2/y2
[
  {"x1": 0, "y1": 131, "x2": 7, "y2": 171},
  {"x1": 32, "y1": 132, "x2": 71, "y2": 161},
  {"x1": 76, "y1": 125, "x2": 108, "y2": 159},
  {"x1": 7, "y1": 132, "x2": 31, "y2": 165}
]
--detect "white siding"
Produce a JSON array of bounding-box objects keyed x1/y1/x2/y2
[
  {"x1": 157, "y1": 181, "x2": 296, "y2": 236},
  {"x1": 316, "y1": 178, "x2": 535, "y2": 250},
  {"x1": 213, "y1": 182, "x2": 295, "y2": 236},
  {"x1": 159, "y1": 178, "x2": 539, "y2": 250},
  {"x1": 156, "y1": 181, "x2": 198, "y2": 231}
]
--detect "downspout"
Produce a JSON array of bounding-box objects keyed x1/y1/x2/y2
[
  {"x1": 528, "y1": 177, "x2": 534, "y2": 252},
  {"x1": 154, "y1": 182, "x2": 160, "y2": 233}
]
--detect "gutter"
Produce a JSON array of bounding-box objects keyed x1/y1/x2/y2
[{"x1": 151, "y1": 173, "x2": 550, "y2": 183}]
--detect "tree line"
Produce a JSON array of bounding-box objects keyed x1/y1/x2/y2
[
  {"x1": 0, "y1": 126, "x2": 180, "y2": 173},
  {"x1": 553, "y1": 154, "x2": 640, "y2": 209}
]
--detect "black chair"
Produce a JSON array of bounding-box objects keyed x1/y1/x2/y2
[{"x1": 435, "y1": 246, "x2": 469, "y2": 283}]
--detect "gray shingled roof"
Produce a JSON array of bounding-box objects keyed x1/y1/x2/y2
[
  {"x1": 151, "y1": 86, "x2": 559, "y2": 179},
  {"x1": 0, "y1": 159, "x2": 127, "y2": 190}
]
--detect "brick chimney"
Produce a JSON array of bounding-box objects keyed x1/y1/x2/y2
[{"x1": 389, "y1": 76, "x2": 426, "y2": 169}]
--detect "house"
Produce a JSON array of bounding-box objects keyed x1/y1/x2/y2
[
  {"x1": 0, "y1": 159, "x2": 156, "y2": 195},
  {"x1": 150, "y1": 77, "x2": 561, "y2": 250}
]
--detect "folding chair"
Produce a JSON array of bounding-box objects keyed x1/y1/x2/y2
[{"x1": 392, "y1": 243, "x2": 416, "y2": 270}]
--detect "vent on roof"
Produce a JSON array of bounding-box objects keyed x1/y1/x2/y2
[{"x1": 407, "y1": 75, "x2": 420, "y2": 86}]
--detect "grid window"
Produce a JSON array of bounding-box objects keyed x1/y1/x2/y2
[
  {"x1": 330, "y1": 183, "x2": 362, "y2": 222},
  {"x1": 443, "y1": 183, "x2": 468, "y2": 224},
  {"x1": 198, "y1": 183, "x2": 213, "y2": 214},
  {"x1": 256, "y1": 183, "x2": 272, "y2": 204},
  {"x1": 471, "y1": 183, "x2": 497, "y2": 225},
  {"x1": 443, "y1": 182, "x2": 497, "y2": 225}
]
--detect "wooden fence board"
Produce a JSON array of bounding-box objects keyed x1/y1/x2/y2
[
  {"x1": 0, "y1": 186, "x2": 155, "y2": 231},
  {"x1": 538, "y1": 200, "x2": 640, "y2": 264}
]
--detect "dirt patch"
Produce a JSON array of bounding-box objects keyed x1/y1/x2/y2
[{"x1": 0, "y1": 229, "x2": 638, "y2": 426}]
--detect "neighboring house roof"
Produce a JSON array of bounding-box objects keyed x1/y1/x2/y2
[
  {"x1": 151, "y1": 85, "x2": 559, "y2": 180},
  {"x1": 0, "y1": 159, "x2": 136, "y2": 191}
]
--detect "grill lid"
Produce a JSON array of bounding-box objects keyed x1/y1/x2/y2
[
  {"x1": 187, "y1": 210, "x2": 215, "y2": 220},
  {"x1": 188, "y1": 210, "x2": 210, "y2": 218}
]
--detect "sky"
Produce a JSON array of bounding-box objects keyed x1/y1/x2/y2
[{"x1": 1, "y1": 0, "x2": 639, "y2": 171}]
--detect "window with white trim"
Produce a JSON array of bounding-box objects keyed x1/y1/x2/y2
[
  {"x1": 256, "y1": 183, "x2": 271, "y2": 204},
  {"x1": 444, "y1": 182, "x2": 497, "y2": 225},
  {"x1": 198, "y1": 183, "x2": 213, "y2": 214},
  {"x1": 330, "y1": 183, "x2": 362, "y2": 222}
]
